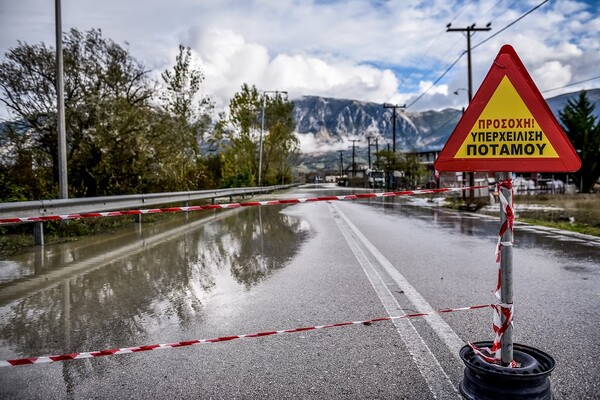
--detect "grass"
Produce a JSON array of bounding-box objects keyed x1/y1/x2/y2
[
  {"x1": 484, "y1": 193, "x2": 600, "y2": 237},
  {"x1": 517, "y1": 217, "x2": 600, "y2": 236},
  {"x1": 442, "y1": 193, "x2": 600, "y2": 237},
  {"x1": 0, "y1": 215, "x2": 144, "y2": 258}
]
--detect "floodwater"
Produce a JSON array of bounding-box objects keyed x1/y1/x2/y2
[
  {"x1": 0, "y1": 205, "x2": 311, "y2": 364},
  {"x1": 0, "y1": 185, "x2": 599, "y2": 399},
  {"x1": 1, "y1": 187, "x2": 598, "y2": 367}
]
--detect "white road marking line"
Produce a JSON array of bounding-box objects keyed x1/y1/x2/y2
[
  {"x1": 332, "y1": 203, "x2": 467, "y2": 359},
  {"x1": 330, "y1": 203, "x2": 461, "y2": 399}
]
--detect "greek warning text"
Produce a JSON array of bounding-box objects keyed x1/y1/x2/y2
[
  {"x1": 463, "y1": 114, "x2": 552, "y2": 157},
  {"x1": 466, "y1": 143, "x2": 546, "y2": 156},
  {"x1": 477, "y1": 118, "x2": 535, "y2": 130}
]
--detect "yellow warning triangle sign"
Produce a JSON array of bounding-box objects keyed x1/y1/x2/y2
[{"x1": 435, "y1": 45, "x2": 581, "y2": 172}]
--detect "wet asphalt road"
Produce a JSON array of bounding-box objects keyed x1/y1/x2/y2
[{"x1": 0, "y1": 185, "x2": 599, "y2": 399}]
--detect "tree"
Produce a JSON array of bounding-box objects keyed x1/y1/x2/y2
[
  {"x1": 0, "y1": 28, "x2": 156, "y2": 197},
  {"x1": 0, "y1": 30, "x2": 220, "y2": 197},
  {"x1": 374, "y1": 149, "x2": 401, "y2": 190},
  {"x1": 158, "y1": 45, "x2": 214, "y2": 190},
  {"x1": 0, "y1": 121, "x2": 48, "y2": 201},
  {"x1": 261, "y1": 94, "x2": 298, "y2": 185},
  {"x1": 220, "y1": 84, "x2": 262, "y2": 187},
  {"x1": 220, "y1": 84, "x2": 298, "y2": 187},
  {"x1": 559, "y1": 90, "x2": 600, "y2": 193},
  {"x1": 399, "y1": 153, "x2": 427, "y2": 189}
]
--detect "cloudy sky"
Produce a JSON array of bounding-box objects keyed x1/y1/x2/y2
[{"x1": 0, "y1": 0, "x2": 599, "y2": 119}]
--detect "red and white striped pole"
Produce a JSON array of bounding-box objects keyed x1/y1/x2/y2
[{"x1": 498, "y1": 172, "x2": 514, "y2": 365}]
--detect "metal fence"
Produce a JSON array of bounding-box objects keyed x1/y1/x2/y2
[{"x1": 0, "y1": 185, "x2": 296, "y2": 245}]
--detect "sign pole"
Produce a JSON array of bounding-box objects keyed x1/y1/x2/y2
[
  {"x1": 436, "y1": 45, "x2": 574, "y2": 398},
  {"x1": 499, "y1": 171, "x2": 514, "y2": 364}
]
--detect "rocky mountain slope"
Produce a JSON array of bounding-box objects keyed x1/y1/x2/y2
[{"x1": 293, "y1": 88, "x2": 600, "y2": 172}]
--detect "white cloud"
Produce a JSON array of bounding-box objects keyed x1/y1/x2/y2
[
  {"x1": 534, "y1": 61, "x2": 572, "y2": 91},
  {"x1": 297, "y1": 131, "x2": 371, "y2": 155},
  {"x1": 0, "y1": 0, "x2": 599, "y2": 120},
  {"x1": 189, "y1": 28, "x2": 401, "y2": 111},
  {"x1": 418, "y1": 81, "x2": 449, "y2": 96}
]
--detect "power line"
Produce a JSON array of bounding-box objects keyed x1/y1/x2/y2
[
  {"x1": 406, "y1": 53, "x2": 465, "y2": 109},
  {"x1": 477, "y1": 0, "x2": 505, "y2": 24},
  {"x1": 487, "y1": 0, "x2": 519, "y2": 24},
  {"x1": 472, "y1": 0, "x2": 549, "y2": 51},
  {"x1": 407, "y1": 0, "x2": 549, "y2": 110},
  {"x1": 402, "y1": 1, "x2": 474, "y2": 86},
  {"x1": 542, "y1": 75, "x2": 600, "y2": 93},
  {"x1": 449, "y1": 0, "x2": 474, "y2": 24},
  {"x1": 420, "y1": 111, "x2": 462, "y2": 140}
]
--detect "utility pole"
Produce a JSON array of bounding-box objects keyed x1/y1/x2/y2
[
  {"x1": 337, "y1": 150, "x2": 344, "y2": 176},
  {"x1": 446, "y1": 23, "x2": 491, "y2": 102},
  {"x1": 55, "y1": 0, "x2": 67, "y2": 199},
  {"x1": 349, "y1": 139, "x2": 359, "y2": 178},
  {"x1": 386, "y1": 143, "x2": 392, "y2": 190},
  {"x1": 447, "y1": 22, "x2": 491, "y2": 200},
  {"x1": 383, "y1": 104, "x2": 406, "y2": 153},
  {"x1": 259, "y1": 90, "x2": 287, "y2": 186},
  {"x1": 383, "y1": 104, "x2": 404, "y2": 190},
  {"x1": 366, "y1": 136, "x2": 373, "y2": 169}
]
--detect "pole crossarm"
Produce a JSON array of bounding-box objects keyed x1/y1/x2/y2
[{"x1": 446, "y1": 23, "x2": 492, "y2": 102}]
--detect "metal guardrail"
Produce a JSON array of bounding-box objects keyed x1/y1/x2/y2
[{"x1": 0, "y1": 184, "x2": 296, "y2": 221}]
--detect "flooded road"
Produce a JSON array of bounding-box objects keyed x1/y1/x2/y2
[
  {"x1": 0, "y1": 185, "x2": 599, "y2": 399},
  {"x1": 0, "y1": 205, "x2": 311, "y2": 355}
]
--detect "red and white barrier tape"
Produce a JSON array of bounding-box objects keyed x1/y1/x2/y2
[
  {"x1": 470, "y1": 179, "x2": 515, "y2": 367},
  {"x1": 468, "y1": 303, "x2": 515, "y2": 366},
  {"x1": 0, "y1": 303, "x2": 492, "y2": 367},
  {"x1": 0, "y1": 186, "x2": 488, "y2": 225},
  {"x1": 494, "y1": 179, "x2": 515, "y2": 267}
]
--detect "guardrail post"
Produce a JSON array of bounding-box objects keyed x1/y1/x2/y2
[
  {"x1": 134, "y1": 214, "x2": 142, "y2": 224},
  {"x1": 183, "y1": 201, "x2": 189, "y2": 222},
  {"x1": 33, "y1": 222, "x2": 44, "y2": 246}
]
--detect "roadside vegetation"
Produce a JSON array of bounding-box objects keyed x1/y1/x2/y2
[
  {"x1": 513, "y1": 193, "x2": 600, "y2": 237},
  {"x1": 0, "y1": 215, "x2": 146, "y2": 258},
  {"x1": 0, "y1": 29, "x2": 298, "y2": 203},
  {"x1": 444, "y1": 193, "x2": 600, "y2": 237}
]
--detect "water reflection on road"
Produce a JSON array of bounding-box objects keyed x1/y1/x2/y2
[
  {"x1": 0, "y1": 205, "x2": 310, "y2": 364},
  {"x1": 355, "y1": 194, "x2": 600, "y2": 265}
]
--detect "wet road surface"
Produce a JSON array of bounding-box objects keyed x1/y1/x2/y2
[{"x1": 0, "y1": 185, "x2": 599, "y2": 399}]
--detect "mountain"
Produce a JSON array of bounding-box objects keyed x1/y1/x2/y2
[
  {"x1": 545, "y1": 88, "x2": 600, "y2": 120},
  {"x1": 294, "y1": 96, "x2": 462, "y2": 153},
  {"x1": 292, "y1": 88, "x2": 600, "y2": 172}
]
